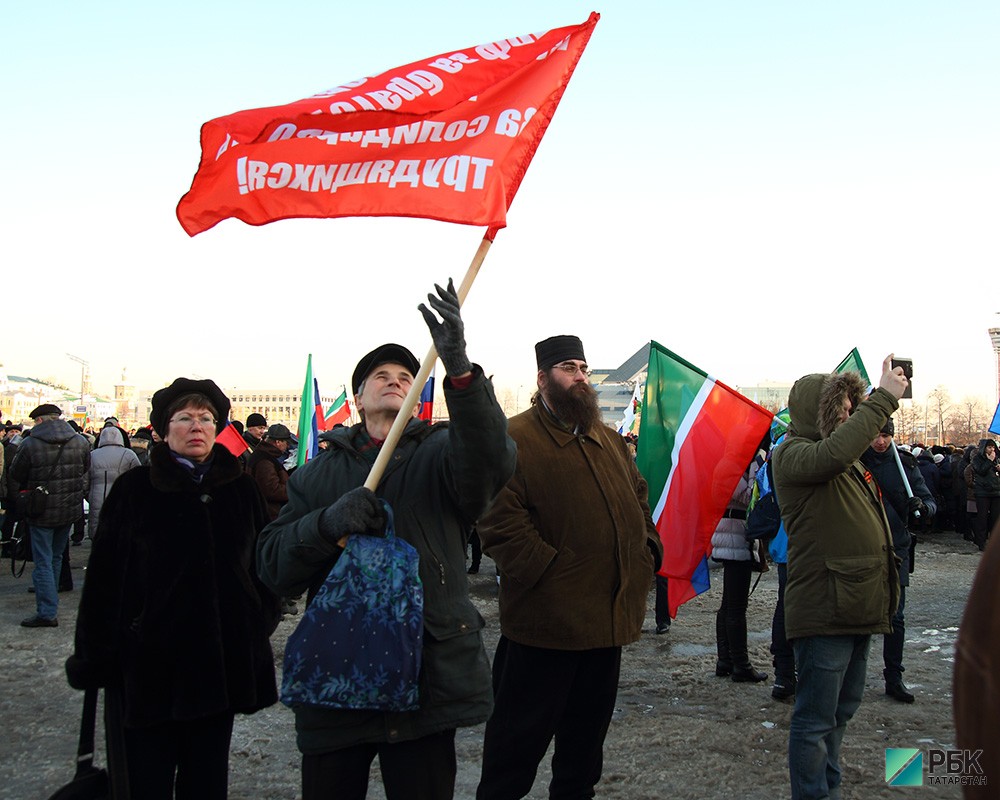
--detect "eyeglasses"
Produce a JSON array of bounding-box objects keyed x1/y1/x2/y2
[
  {"x1": 169, "y1": 414, "x2": 217, "y2": 429},
  {"x1": 552, "y1": 362, "x2": 592, "y2": 377}
]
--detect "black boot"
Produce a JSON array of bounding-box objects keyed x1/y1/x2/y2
[
  {"x1": 728, "y1": 617, "x2": 767, "y2": 683},
  {"x1": 771, "y1": 675, "x2": 796, "y2": 700},
  {"x1": 885, "y1": 681, "x2": 915, "y2": 703},
  {"x1": 715, "y1": 610, "x2": 732, "y2": 676}
]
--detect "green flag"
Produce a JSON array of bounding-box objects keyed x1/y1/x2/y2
[{"x1": 835, "y1": 348, "x2": 870, "y2": 384}]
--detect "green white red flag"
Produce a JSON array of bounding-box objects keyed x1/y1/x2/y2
[
  {"x1": 176, "y1": 13, "x2": 599, "y2": 236},
  {"x1": 324, "y1": 388, "x2": 351, "y2": 429},
  {"x1": 636, "y1": 341, "x2": 773, "y2": 617}
]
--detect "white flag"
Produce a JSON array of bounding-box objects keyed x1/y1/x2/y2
[{"x1": 617, "y1": 382, "x2": 643, "y2": 435}]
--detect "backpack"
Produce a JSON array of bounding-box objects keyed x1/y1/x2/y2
[{"x1": 745, "y1": 460, "x2": 781, "y2": 543}]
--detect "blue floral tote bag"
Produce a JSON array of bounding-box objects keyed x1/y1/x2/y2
[{"x1": 280, "y1": 504, "x2": 424, "y2": 711}]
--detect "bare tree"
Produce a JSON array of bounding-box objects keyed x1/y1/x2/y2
[
  {"x1": 926, "y1": 386, "x2": 952, "y2": 446},
  {"x1": 895, "y1": 402, "x2": 923, "y2": 444},
  {"x1": 946, "y1": 397, "x2": 990, "y2": 445},
  {"x1": 497, "y1": 388, "x2": 516, "y2": 417}
]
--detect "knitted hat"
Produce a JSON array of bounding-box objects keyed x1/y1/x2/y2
[{"x1": 246, "y1": 413, "x2": 267, "y2": 428}]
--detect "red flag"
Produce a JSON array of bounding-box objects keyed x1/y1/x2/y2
[
  {"x1": 177, "y1": 13, "x2": 599, "y2": 236},
  {"x1": 216, "y1": 422, "x2": 249, "y2": 457}
]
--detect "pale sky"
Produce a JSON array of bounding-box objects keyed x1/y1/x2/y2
[{"x1": 3, "y1": 1, "x2": 998, "y2": 408}]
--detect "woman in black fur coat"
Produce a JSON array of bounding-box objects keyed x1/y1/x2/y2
[{"x1": 66, "y1": 378, "x2": 280, "y2": 800}]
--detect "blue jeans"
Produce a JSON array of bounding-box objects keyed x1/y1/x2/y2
[
  {"x1": 30, "y1": 524, "x2": 72, "y2": 620},
  {"x1": 789, "y1": 635, "x2": 870, "y2": 800}
]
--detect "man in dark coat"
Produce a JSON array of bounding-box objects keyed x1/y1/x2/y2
[
  {"x1": 861, "y1": 418, "x2": 936, "y2": 703},
  {"x1": 475, "y1": 335, "x2": 663, "y2": 800},
  {"x1": 1, "y1": 425, "x2": 23, "y2": 543},
  {"x1": 9, "y1": 404, "x2": 90, "y2": 627},
  {"x1": 257, "y1": 280, "x2": 516, "y2": 800},
  {"x1": 248, "y1": 423, "x2": 293, "y2": 521},
  {"x1": 243, "y1": 413, "x2": 267, "y2": 451},
  {"x1": 249, "y1": 422, "x2": 298, "y2": 618}
]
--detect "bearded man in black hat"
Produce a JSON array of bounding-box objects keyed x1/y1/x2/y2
[
  {"x1": 475, "y1": 335, "x2": 663, "y2": 800},
  {"x1": 9, "y1": 403, "x2": 90, "y2": 627},
  {"x1": 257, "y1": 279, "x2": 516, "y2": 800}
]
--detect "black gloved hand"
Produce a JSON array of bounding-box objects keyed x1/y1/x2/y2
[
  {"x1": 418, "y1": 279, "x2": 472, "y2": 377},
  {"x1": 907, "y1": 496, "x2": 927, "y2": 522},
  {"x1": 318, "y1": 487, "x2": 386, "y2": 542}
]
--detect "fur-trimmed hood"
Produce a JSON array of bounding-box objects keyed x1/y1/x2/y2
[
  {"x1": 787, "y1": 371, "x2": 868, "y2": 441},
  {"x1": 976, "y1": 438, "x2": 998, "y2": 459}
]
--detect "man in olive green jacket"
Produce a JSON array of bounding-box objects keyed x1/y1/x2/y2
[
  {"x1": 772, "y1": 354, "x2": 908, "y2": 800},
  {"x1": 476, "y1": 335, "x2": 662, "y2": 800}
]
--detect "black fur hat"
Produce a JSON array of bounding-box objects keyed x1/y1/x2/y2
[{"x1": 150, "y1": 378, "x2": 230, "y2": 437}]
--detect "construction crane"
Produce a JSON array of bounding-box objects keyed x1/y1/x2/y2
[{"x1": 66, "y1": 353, "x2": 90, "y2": 403}]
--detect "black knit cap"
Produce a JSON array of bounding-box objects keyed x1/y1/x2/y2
[
  {"x1": 535, "y1": 335, "x2": 587, "y2": 371},
  {"x1": 352, "y1": 343, "x2": 420, "y2": 395},
  {"x1": 28, "y1": 403, "x2": 62, "y2": 419},
  {"x1": 881, "y1": 417, "x2": 895, "y2": 436},
  {"x1": 246, "y1": 413, "x2": 267, "y2": 428},
  {"x1": 150, "y1": 377, "x2": 230, "y2": 437}
]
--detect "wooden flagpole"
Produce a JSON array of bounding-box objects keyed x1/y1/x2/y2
[{"x1": 363, "y1": 232, "x2": 495, "y2": 491}]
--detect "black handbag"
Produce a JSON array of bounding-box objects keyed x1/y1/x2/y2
[
  {"x1": 48, "y1": 689, "x2": 109, "y2": 799},
  {"x1": 9, "y1": 519, "x2": 31, "y2": 578},
  {"x1": 16, "y1": 485, "x2": 50, "y2": 518},
  {"x1": 47, "y1": 688, "x2": 129, "y2": 800}
]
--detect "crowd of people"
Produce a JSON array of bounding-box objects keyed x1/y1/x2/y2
[{"x1": 2, "y1": 286, "x2": 998, "y2": 798}]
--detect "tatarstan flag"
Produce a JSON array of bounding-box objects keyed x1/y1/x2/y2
[
  {"x1": 324, "y1": 388, "x2": 351, "y2": 429},
  {"x1": 636, "y1": 341, "x2": 773, "y2": 617}
]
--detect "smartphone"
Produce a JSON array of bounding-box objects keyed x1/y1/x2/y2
[{"x1": 891, "y1": 357, "x2": 913, "y2": 399}]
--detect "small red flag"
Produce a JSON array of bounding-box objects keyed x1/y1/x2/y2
[{"x1": 216, "y1": 422, "x2": 249, "y2": 457}]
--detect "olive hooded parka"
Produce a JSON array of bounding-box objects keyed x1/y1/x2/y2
[{"x1": 771, "y1": 372, "x2": 900, "y2": 640}]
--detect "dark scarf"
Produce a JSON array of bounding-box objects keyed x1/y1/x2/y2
[
  {"x1": 169, "y1": 450, "x2": 216, "y2": 484},
  {"x1": 351, "y1": 427, "x2": 384, "y2": 469}
]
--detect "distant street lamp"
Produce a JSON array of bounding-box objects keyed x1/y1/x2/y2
[{"x1": 989, "y1": 327, "x2": 1000, "y2": 401}]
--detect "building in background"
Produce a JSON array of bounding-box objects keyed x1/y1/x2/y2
[
  {"x1": 229, "y1": 387, "x2": 341, "y2": 429},
  {"x1": 592, "y1": 345, "x2": 649, "y2": 428}
]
